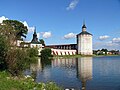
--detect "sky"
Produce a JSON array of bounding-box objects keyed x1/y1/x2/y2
[{"x1": 0, "y1": 0, "x2": 120, "y2": 50}]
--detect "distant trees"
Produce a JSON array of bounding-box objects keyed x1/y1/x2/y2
[
  {"x1": 101, "y1": 49, "x2": 108, "y2": 55},
  {"x1": 39, "y1": 39, "x2": 45, "y2": 46},
  {"x1": 93, "y1": 49, "x2": 119, "y2": 55}
]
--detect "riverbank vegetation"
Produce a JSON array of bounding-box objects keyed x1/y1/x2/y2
[
  {"x1": 0, "y1": 71, "x2": 61, "y2": 90},
  {"x1": 0, "y1": 20, "x2": 61, "y2": 90}
]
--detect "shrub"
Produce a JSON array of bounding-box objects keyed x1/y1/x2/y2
[
  {"x1": 6, "y1": 48, "x2": 38, "y2": 76},
  {"x1": 0, "y1": 35, "x2": 9, "y2": 70},
  {"x1": 40, "y1": 48, "x2": 53, "y2": 60}
]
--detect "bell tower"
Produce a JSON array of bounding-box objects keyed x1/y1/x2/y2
[{"x1": 77, "y1": 22, "x2": 93, "y2": 55}]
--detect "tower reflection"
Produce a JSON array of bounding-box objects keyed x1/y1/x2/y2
[{"x1": 76, "y1": 57, "x2": 93, "y2": 90}]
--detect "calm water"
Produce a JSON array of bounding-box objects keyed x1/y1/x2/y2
[{"x1": 26, "y1": 56, "x2": 120, "y2": 90}]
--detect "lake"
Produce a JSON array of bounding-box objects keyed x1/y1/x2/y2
[{"x1": 25, "y1": 56, "x2": 120, "y2": 90}]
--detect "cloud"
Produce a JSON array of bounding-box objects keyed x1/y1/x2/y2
[
  {"x1": 93, "y1": 41, "x2": 120, "y2": 50},
  {"x1": 22, "y1": 21, "x2": 34, "y2": 33},
  {"x1": 94, "y1": 37, "x2": 120, "y2": 50},
  {"x1": 99, "y1": 35, "x2": 110, "y2": 40},
  {"x1": 37, "y1": 33, "x2": 40, "y2": 39},
  {"x1": 42, "y1": 31, "x2": 52, "y2": 39},
  {"x1": 66, "y1": 0, "x2": 79, "y2": 10},
  {"x1": 64, "y1": 32, "x2": 76, "y2": 39},
  {"x1": 112, "y1": 38, "x2": 120, "y2": 43},
  {"x1": 0, "y1": 16, "x2": 8, "y2": 23}
]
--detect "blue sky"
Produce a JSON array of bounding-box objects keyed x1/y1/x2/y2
[{"x1": 0, "y1": 0, "x2": 120, "y2": 50}]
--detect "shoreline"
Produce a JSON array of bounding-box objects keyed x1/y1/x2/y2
[{"x1": 52, "y1": 54, "x2": 120, "y2": 59}]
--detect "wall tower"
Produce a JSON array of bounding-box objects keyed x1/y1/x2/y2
[{"x1": 77, "y1": 23, "x2": 92, "y2": 55}]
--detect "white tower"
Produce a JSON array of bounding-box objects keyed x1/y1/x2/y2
[{"x1": 77, "y1": 23, "x2": 92, "y2": 55}]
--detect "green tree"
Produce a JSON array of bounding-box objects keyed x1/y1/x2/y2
[
  {"x1": 26, "y1": 48, "x2": 38, "y2": 63},
  {"x1": 0, "y1": 35, "x2": 9, "y2": 70},
  {"x1": 2, "y1": 20, "x2": 28, "y2": 39},
  {"x1": 101, "y1": 48, "x2": 108, "y2": 55},
  {"x1": 39, "y1": 39, "x2": 45, "y2": 46},
  {"x1": 6, "y1": 48, "x2": 38, "y2": 76},
  {"x1": 0, "y1": 23, "x2": 16, "y2": 46},
  {"x1": 40, "y1": 48, "x2": 53, "y2": 60}
]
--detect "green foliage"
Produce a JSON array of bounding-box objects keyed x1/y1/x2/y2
[
  {"x1": 39, "y1": 39, "x2": 45, "y2": 46},
  {"x1": 26, "y1": 48, "x2": 38, "y2": 64},
  {"x1": 6, "y1": 49, "x2": 28, "y2": 76},
  {"x1": 27, "y1": 48, "x2": 38, "y2": 58},
  {"x1": 0, "y1": 35, "x2": 8, "y2": 70},
  {"x1": 0, "y1": 71, "x2": 62, "y2": 90},
  {"x1": 40, "y1": 48, "x2": 53, "y2": 60},
  {"x1": 0, "y1": 19, "x2": 38, "y2": 76},
  {"x1": 101, "y1": 48, "x2": 108, "y2": 55},
  {"x1": 6, "y1": 48, "x2": 38, "y2": 76},
  {"x1": 2, "y1": 20, "x2": 28, "y2": 39}
]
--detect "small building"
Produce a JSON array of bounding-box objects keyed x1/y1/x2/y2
[{"x1": 77, "y1": 23, "x2": 93, "y2": 55}]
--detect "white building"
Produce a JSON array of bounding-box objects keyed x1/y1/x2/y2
[{"x1": 77, "y1": 23, "x2": 93, "y2": 55}]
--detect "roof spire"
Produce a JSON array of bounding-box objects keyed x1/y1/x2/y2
[
  {"x1": 82, "y1": 20, "x2": 87, "y2": 29},
  {"x1": 83, "y1": 19, "x2": 85, "y2": 25},
  {"x1": 34, "y1": 26, "x2": 37, "y2": 34},
  {"x1": 82, "y1": 20, "x2": 87, "y2": 32}
]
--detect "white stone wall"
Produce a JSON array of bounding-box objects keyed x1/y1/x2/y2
[
  {"x1": 77, "y1": 34, "x2": 92, "y2": 55},
  {"x1": 51, "y1": 49, "x2": 76, "y2": 55},
  {"x1": 30, "y1": 43, "x2": 43, "y2": 55},
  {"x1": 30, "y1": 43, "x2": 43, "y2": 48}
]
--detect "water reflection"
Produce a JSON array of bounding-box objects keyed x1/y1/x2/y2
[
  {"x1": 26, "y1": 56, "x2": 120, "y2": 90},
  {"x1": 28, "y1": 57, "x2": 93, "y2": 89},
  {"x1": 76, "y1": 57, "x2": 93, "y2": 90},
  {"x1": 52, "y1": 58, "x2": 76, "y2": 68},
  {"x1": 30, "y1": 58, "x2": 42, "y2": 72}
]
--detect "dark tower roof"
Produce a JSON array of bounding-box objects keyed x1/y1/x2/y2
[
  {"x1": 77, "y1": 23, "x2": 92, "y2": 36},
  {"x1": 82, "y1": 24, "x2": 87, "y2": 29},
  {"x1": 31, "y1": 28, "x2": 40, "y2": 44}
]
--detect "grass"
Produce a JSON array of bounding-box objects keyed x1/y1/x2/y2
[
  {"x1": 52, "y1": 54, "x2": 120, "y2": 59},
  {"x1": 0, "y1": 71, "x2": 62, "y2": 90},
  {"x1": 53, "y1": 54, "x2": 94, "y2": 59}
]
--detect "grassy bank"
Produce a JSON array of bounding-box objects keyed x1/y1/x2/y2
[
  {"x1": 0, "y1": 71, "x2": 62, "y2": 90},
  {"x1": 52, "y1": 54, "x2": 120, "y2": 59}
]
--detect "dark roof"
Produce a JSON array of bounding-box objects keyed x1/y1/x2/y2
[
  {"x1": 77, "y1": 31, "x2": 92, "y2": 36},
  {"x1": 82, "y1": 24, "x2": 87, "y2": 28},
  {"x1": 46, "y1": 44, "x2": 77, "y2": 47}
]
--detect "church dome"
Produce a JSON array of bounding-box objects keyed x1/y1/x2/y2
[{"x1": 82, "y1": 24, "x2": 87, "y2": 28}]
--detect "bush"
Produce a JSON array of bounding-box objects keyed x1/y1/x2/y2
[
  {"x1": 0, "y1": 35, "x2": 9, "y2": 70},
  {"x1": 6, "y1": 49, "x2": 28, "y2": 76},
  {"x1": 0, "y1": 71, "x2": 62, "y2": 90},
  {"x1": 6, "y1": 48, "x2": 38, "y2": 76},
  {"x1": 40, "y1": 48, "x2": 53, "y2": 60}
]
